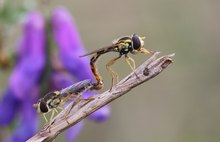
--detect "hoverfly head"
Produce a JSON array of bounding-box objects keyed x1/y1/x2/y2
[
  {"x1": 37, "y1": 99, "x2": 49, "y2": 113},
  {"x1": 132, "y1": 34, "x2": 150, "y2": 54}
]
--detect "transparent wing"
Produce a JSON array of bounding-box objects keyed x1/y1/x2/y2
[
  {"x1": 79, "y1": 45, "x2": 117, "y2": 57},
  {"x1": 60, "y1": 79, "x2": 94, "y2": 95}
]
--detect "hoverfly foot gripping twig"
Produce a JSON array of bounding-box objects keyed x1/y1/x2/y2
[
  {"x1": 106, "y1": 56, "x2": 122, "y2": 92},
  {"x1": 90, "y1": 81, "x2": 104, "y2": 90},
  {"x1": 125, "y1": 55, "x2": 141, "y2": 81}
]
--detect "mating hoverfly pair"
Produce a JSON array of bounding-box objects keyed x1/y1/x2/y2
[{"x1": 34, "y1": 34, "x2": 150, "y2": 125}]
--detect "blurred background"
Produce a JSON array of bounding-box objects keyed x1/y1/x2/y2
[{"x1": 0, "y1": 0, "x2": 220, "y2": 142}]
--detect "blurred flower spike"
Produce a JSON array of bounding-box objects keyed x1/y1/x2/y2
[
  {"x1": 0, "y1": 7, "x2": 111, "y2": 142},
  {"x1": 0, "y1": 11, "x2": 45, "y2": 142},
  {"x1": 51, "y1": 7, "x2": 111, "y2": 142}
]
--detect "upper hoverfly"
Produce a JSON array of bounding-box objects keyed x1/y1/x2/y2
[{"x1": 80, "y1": 34, "x2": 151, "y2": 91}]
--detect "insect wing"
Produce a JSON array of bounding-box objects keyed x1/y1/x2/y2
[
  {"x1": 79, "y1": 45, "x2": 116, "y2": 57},
  {"x1": 60, "y1": 79, "x2": 94, "y2": 95}
]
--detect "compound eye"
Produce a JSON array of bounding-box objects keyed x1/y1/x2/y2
[
  {"x1": 132, "y1": 35, "x2": 141, "y2": 50},
  {"x1": 39, "y1": 101, "x2": 48, "y2": 113}
]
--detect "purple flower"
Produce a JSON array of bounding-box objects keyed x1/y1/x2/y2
[
  {"x1": 0, "y1": 11, "x2": 45, "y2": 142},
  {"x1": 9, "y1": 12, "x2": 45, "y2": 100},
  {"x1": 7, "y1": 92, "x2": 38, "y2": 142},
  {"x1": 0, "y1": 89, "x2": 20, "y2": 125},
  {"x1": 51, "y1": 7, "x2": 111, "y2": 141},
  {"x1": 88, "y1": 105, "x2": 111, "y2": 122},
  {"x1": 1, "y1": 7, "x2": 111, "y2": 142},
  {"x1": 65, "y1": 121, "x2": 84, "y2": 142},
  {"x1": 51, "y1": 7, "x2": 93, "y2": 81}
]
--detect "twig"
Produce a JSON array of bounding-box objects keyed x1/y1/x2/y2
[{"x1": 27, "y1": 52, "x2": 175, "y2": 142}]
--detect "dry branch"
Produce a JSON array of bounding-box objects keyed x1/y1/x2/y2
[{"x1": 27, "y1": 52, "x2": 175, "y2": 142}]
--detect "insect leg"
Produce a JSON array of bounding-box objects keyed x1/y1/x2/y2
[
  {"x1": 125, "y1": 55, "x2": 136, "y2": 71},
  {"x1": 54, "y1": 108, "x2": 59, "y2": 113},
  {"x1": 57, "y1": 106, "x2": 70, "y2": 125},
  {"x1": 57, "y1": 106, "x2": 64, "y2": 111},
  {"x1": 43, "y1": 113, "x2": 48, "y2": 123},
  {"x1": 125, "y1": 55, "x2": 140, "y2": 79},
  {"x1": 106, "y1": 55, "x2": 122, "y2": 91},
  {"x1": 50, "y1": 109, "x2": 55, "y2": 123},
  {"x1": 66, "y1": 93, "x2": 82, "y2": 115},
  {"x1": 90, "y1": 53, "x2": 103, "y2": 90}
]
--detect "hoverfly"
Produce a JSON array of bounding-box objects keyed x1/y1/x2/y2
[
  {"x1": 33, "y1": 79, "x2": 95, "y2": 124},
  {"x1": 80, "y1": 34, "x2": 151, "y2": 91}
]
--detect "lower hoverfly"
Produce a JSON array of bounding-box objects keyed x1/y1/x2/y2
[
  {"x1": 80, "y1": 34, "x2": 151, "y2": 91},
  {"x1": 33, "y1": 79, "x2": 95, "y2": 124}
]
